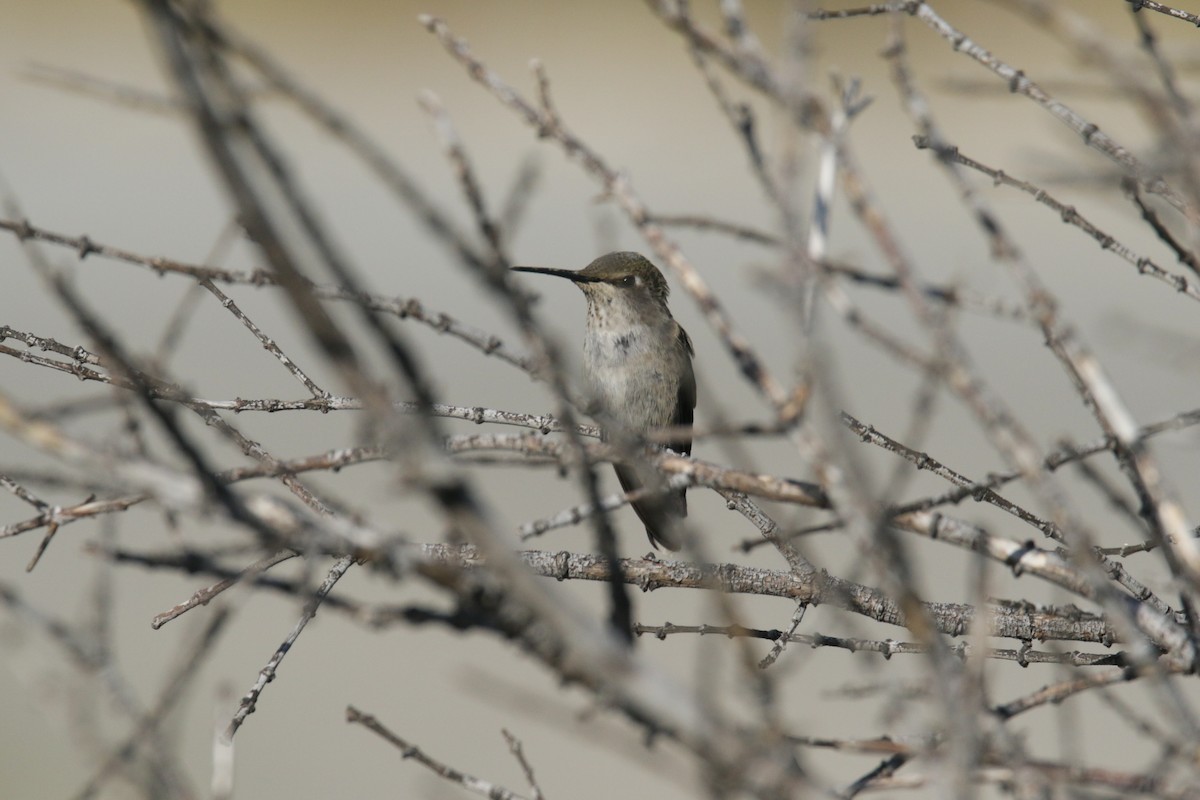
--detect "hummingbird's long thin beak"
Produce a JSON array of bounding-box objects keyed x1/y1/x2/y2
[{"x1": 511, "y1": 266, "x2": 602, "y2": 283}]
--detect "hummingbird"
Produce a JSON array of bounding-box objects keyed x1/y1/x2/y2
[{"x1": 513, "y1": 252, "x2": 696, "y2": 551}]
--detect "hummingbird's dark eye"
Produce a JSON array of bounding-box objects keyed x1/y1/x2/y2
[{"x1": 619, "y1": 275, "x2": 637, "y2": 288}]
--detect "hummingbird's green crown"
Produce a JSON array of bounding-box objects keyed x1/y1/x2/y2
[
  {"x1": 512, "y1": 251, "x2": 671, "y2": 304},
  {"x1": 577, "y1": 252, "x2": 670, "y2": 302}
]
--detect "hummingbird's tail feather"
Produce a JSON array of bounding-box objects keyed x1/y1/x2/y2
[{"x1": 614, "y1": 463, "x2": 686, "y2": 551}]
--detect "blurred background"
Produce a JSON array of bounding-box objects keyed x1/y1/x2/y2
[{"x1": 3, "y1": 1, "x2": 1200, "y2": 797}]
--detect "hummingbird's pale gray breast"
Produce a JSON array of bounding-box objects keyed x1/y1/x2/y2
[
  {"x1": 513, "y1": 252, "x2": 695, "y2": 551},
  {"x1": 581, "y1": 284, "x2": 691, "y2": 433}
]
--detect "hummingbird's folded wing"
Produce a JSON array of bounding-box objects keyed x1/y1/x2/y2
[
  {"x1": 620, "y1": 323, "x2": 696, "y2": 550},
  {"x1": 673, "y1": 324, "x2": 696, "y2": 460}
]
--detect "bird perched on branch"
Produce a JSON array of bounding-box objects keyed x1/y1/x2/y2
[{"x1": 514, "y1": 252, "x2": 695, "y2": 550}]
